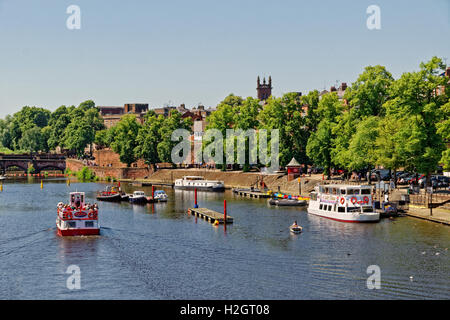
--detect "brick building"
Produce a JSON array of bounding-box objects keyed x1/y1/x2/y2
[
  {"x1": 153, "y1": 106, "x2": 177, "y2": 117},
  {"x1": 97, "y1": 103, "x2": 148, "y2": 128}
]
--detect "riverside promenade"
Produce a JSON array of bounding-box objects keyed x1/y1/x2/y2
[{"x1": 407, "y1": 206, "x2": 450, "y2": 225}]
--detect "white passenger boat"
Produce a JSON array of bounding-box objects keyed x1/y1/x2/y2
[
  {"x1": 174, "y1": 176, "x2": 225, "y2": 192},
  {"x1": 56, "y1": 192, "x2": 100, "y2": 236},
  {"x1": 307, "y1": 185, "x2": 380, "y2": 223}
]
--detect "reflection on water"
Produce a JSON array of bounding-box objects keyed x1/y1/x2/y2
[{"x1": 0, "y1": 179, "x2": 449, "y2": 299}]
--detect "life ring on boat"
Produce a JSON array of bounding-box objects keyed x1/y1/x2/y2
[
  {"x1": 88, "y1": 211, "x2": 94, "y2": 219},
  {"x1": 363, "y1": 196, "x2": 369, "y2": 204},
  {"x1": 340, "y1": 197, "x2": 345, "y2": 205},
  {"x1": 351, "y1": 197, "x2": 357, "y2": 205}
]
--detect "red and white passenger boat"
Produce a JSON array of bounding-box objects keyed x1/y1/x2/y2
[
  {"x1": 308, "y1": 184, "x2": 380, "y2": 223},
  {"x1": 56, "y1": 192, "x2": 100, "y2": 236}
]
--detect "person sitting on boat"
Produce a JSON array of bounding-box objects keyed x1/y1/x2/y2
[{"x1": 291, "y1": 220, "x2": 299, "y2": 228}]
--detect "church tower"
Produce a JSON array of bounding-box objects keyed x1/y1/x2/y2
[{"x1": 257, "y1": 76, "x2": 272, "y2": 101}]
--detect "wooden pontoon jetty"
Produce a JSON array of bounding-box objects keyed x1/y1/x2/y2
[
  {"x1": 188, "y1": 207, "x2": 234, "y2": 224},
  {"x1": 233, "y1": 188, "x2": 271, "y2": 199}
]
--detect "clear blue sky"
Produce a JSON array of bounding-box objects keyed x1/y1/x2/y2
[{"x1": 0, "y1": 0, "x2": 449, "y2": 117}]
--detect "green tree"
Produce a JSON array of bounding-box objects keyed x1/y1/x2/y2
[
  {"x1": 305, "y1": 92, "x2": 343, "y2": 176},
  {"x1": 205, "y1": 97, "x2": 237, "y2": 169},
  {"x1": 94, "y1": 129, "x2": 110, "y2": 148},
  {"x1": 258, "y1": 93, "x2": 308, "y2": 166},
  {"x1": 302, "y1": 90, "x2": 320, "y2": 133},
  {"x1": 19, "y1": 126, "x2": 44, "y2": 153},
  {"x1": 9, "y1": 106, "x2": 51, "y2": 150},
  {"x1": 306, "y1": 120, "x2": 334, "y2": 178},
  {"x1": 345, "y1": 116, "x2": 379, "y2": 171},
  {"x1": 437, "y1": 100, "x2": 450, "y2": 170},
  {"x1": 383, "y1": 57, "x2": 448, "y2": 184},
  {"x1": 48, "y1": 106, "x2": 71, "y2": 150},
  {"x1": 158, "y1": 110, "x2": 192, "y2": 163},
  {"x1": 344, "y1": 65, "x2": 393, "y2": 117},
  {"x1": 110, "y1": 115, "x2": 141, "y2": 167},
  {"x1": 233, "y1": 97, "x2": 261, "y2": 170},
  {"x1": 134, "y1": 111, "x2": 165, "y2": 167},
  {"x1": 62, "y1": 101, "x2": 104, "y2": 156}
]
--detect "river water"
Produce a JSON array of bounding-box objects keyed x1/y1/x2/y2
[{"x1": 0, "y1": 178, "x2": 449, "y2": 299}]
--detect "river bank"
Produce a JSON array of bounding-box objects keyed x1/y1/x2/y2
[{"x1": 64, "y1": 160, "x2": 450, "y2": 226}]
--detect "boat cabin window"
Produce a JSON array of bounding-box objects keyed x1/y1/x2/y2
[
  {"x1": 85, "y1": 221, "x2": 94, "y2": 228},
  {"x1": 319, "y1": 204, "x2": 323, "y2": 210},
  {"x1": 362, "y1": 206, "x2": 373, "y2": 212},
  {"x1": 347, "y1": 189, "x2": 360, "y2": 195},
  {"x1": 67, "y1": 221, "x2": 76, "y2": 228},
  {"x1": 332, "y1": 188, "x2": 337, "y2": 195},
  {"x1": 328, "y1": 205, "x2": 332, "y2": 211},
  {"x1": 361, "y1": 189, "x2": 371, "y2": 195},
  {"x1": 310, "y1": 193, "x2": 317, "y2": 201},
  {"x1": 340, "y1": 189, "x2": 346, "y2": 195},
  {"x1": 338, "y1": 207, "x2": 345, "y2": 212},
  {"x1": 347, "y1": 207, "x2": 360, "y2": 212},
  {"x1": 70, "y1": 194, "x2": 84, "y2": 207}
]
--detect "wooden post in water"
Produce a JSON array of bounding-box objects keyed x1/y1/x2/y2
[
  {"x1": 194, "y1": 188, "x2": 198, "y2": 208},
  {"x1": 152, "y1": 185, "x2": 155, "y2": 199}
]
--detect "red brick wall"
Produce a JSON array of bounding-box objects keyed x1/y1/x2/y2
[
  {"x1": 93, "y1": 149, "x2": 147, "y2": 168},
  {"x1": 66, "y1": 159, "x2": 152, "y2": 179}
]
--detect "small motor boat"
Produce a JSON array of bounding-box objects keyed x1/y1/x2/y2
[
  {"x1": 153, "y1": 190, "x2": 168, "y2": 202},
  {"x1": 96, "y1": 186, "x2": 122, "y2": 202},
  {"x1": 269, "y1": 198, "x2": 307, "y2": 207},
  {"x1": 290, "y1": 225, "x2": 303, "y2": 234},
  {"x1": 129, "y1": 191, "x2": 148, "y2": 204},
  {"x1": 120, "y1": 193, "x2": 129, "y2": 201}
]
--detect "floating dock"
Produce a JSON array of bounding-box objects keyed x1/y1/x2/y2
[
  {"x1": 233, "y1": 188, "x2": 271, "y2": 199},
  {"x1": 188, "y1": 207, "x2": 234, "y2": 224}
]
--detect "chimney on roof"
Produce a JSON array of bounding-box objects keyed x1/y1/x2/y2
[
  {"x1": 341, "y1": 83, "x2": 347, "y2": 91},
  {"x1": 330, "y1": 86, "x2": 337, "y2": 92}
]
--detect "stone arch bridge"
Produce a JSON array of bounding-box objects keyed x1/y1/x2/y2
[{"x1": 0, "y1": 154, "x2": 66, "y2": 174}]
